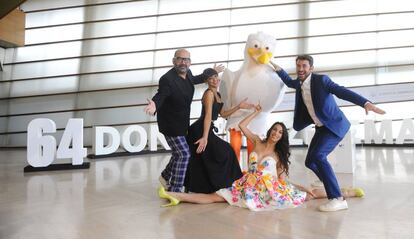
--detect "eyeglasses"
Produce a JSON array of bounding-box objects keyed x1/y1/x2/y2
[{"x1": 175, "y1": 57, "x2": 191, "y2": 63}]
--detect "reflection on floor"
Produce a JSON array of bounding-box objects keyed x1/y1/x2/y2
[{"x1": 0, "y1": 147, "x2": 413, "y2": 239}]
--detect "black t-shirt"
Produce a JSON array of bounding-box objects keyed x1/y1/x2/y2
[
  {"x1": 175, "y1": 75, "x2": 193, "y2": 101},
  {"x1": 152, "y1": 67, "x2": 207, "y2": 136}
]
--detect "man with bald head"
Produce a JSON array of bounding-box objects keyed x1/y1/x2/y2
[{"x1": 145, "y1": 49, "x2": 224, "y2": 192}]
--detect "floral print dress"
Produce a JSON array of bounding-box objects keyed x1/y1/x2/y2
[{"x1": 216, "y1": 152, "x2": 306, "y2": 211}]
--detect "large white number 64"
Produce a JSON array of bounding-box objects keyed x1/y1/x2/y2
[
  {"x1": 27, "y1": 118, "x2": 87, "y2": 167},
  {"x1": 27, "y1": 118, "x2": 57, "y2": 167}
]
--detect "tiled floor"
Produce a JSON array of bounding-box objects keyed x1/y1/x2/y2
[{"x1": 0, "y1": 147, "x2": 413, "y2": 239}]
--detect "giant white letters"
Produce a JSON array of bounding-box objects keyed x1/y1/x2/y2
[
  {"x1": 27, "y1": 118, "x2": 414, "y2": 164},
  {"x1": 149, "y1": 124, "x2": 170, "y2": 151},
  {"x1": 364, "y1": 119, "x2": 393, "y2": 144},
  {"x1": 396, "y1": 119, "x2": 414, "y2": 144},
  {"x1": 27, "y1": 118, "x2": 87, "y2": 167},
  {"x1": 93, "y1": 126, "x2": 121, "y2": 155},
  {"x1": 27, "y1": 118, "x2": 57, "y2": 167},
  {"x1": 122, "y1": 125, "x2": 147, "y2": 153},
  {"x1": 93, "y1": 124, "x2": 170, "y2": 155},
  {"x1": 364, "y1": 119, "x2": 414, "y2": 144}
]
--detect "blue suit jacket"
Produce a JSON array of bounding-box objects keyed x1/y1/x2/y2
[{"x1": 276, "y1": 69, "x2": 369, "y2": 138}]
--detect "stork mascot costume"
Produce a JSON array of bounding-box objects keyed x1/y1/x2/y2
[{"x1": 220, "y1": 32, "x2": 287, "y2": 160}]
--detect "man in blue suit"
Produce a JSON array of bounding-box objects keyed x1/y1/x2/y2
[{"x1": 270, "y1": 55, "x2": 385, "y2": 211}]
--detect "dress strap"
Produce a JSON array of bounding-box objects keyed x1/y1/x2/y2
[{"x1": 204, "y1": 89, "x2": 219, "y2": 103}]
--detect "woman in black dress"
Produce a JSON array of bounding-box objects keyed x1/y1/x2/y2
[{"x1": 185, "y1": 68, "x2": 254, "y2": 193}]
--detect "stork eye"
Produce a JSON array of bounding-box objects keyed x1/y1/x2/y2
[
  {"x1": 254, "y1": 44, "x2": 258, "y2": 48},
  {"x1": 265, "y1": 47, "x2": 269, "y2": 50}
]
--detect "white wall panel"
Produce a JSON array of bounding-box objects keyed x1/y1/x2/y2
[
  {"x1": 75, "y1": 88, "x2": 150, "y2": 108},
  {"x1": 1, "y1": 0, "x2": 413, "y2": 147},
  {"x1": 8, "y1": 42, "x2": 82, "y2": 63},
  {"x1": 4, "y1": 60, "x2": 80, "y2": 80},
  {"x1": 6, "y1": 95, "x2": 77, "y2": 115},
  {"x1": 26, "y1": 24, "x2": 85, "y2": 45},
  {"x1": 157, "y1": 10, "x2": 230, "y2": 32},
  {"x1": 154, "y1": 45, "x2": 228, "y2": 66},
  {"x1": 25, "y1": 1, "x2": 159, "y2": 28},
  {"x1": 378, "y1": 12, "x2": 414, "y2": 29},
  {"x1": 26, "y1": 17, "x2": 157, "y2": 44},
  {"x1": 307, "y1": 33, "x2": 377, "y2": 53},
  {"x1": 377, "y1": 0, "x2": 414, "y2": 12},
  {"x1": 26, "y1": 7, "x2": 84, "y2": 28},
  {"x1": 231, "y1": 0, "x2": 300, "y2": 8},
  {"x1": 79, "y1": 106, "x2": 150, "y2": 126},
  {"x1": 21, "y1": 0, "x2": 135, "y2": 12},
  {"x1": 308, "y1": 0, "x2": 377, "y2": 18},
  {"x1": 377, "y1": 65, "x2": 414, "y2": 84},
  {"x1": 9, "y1": 77, "x2": 79, "y2": 97},
  {"x1": 79, "y1": 69, "x2": 154, "y2": 90},
  {"x1": 6, "y1": 112, "x2": 75, "y2": 132},
  {"x1": 378, "y1": 30, "x2": 414, "y2": 48},
  {"x1": 377, "y1": 47, "x2": 414, "y2": 65},
  {"x1": 155, "y1": 28, "x2": 230, "y2": 49},
  {"x1": 231, "y1": 4, "x2": 301, "y2": 25},
  {"x1": 229, "y1": 22, "x2": 302, "y2": 42},
  {"x1": 0, "y1": 82, "x2": 11, "y2": 98},
  {"x1": 7, "y1": 52, "x2": 154, "y2": 79},
  {"x1": 307, "y1": 16, "x2": 378, "y2": 35},
  {"x1": 158, "y1": 0, "x2": 230, "y2": 14},
  {"x1": 313, "y1": 51, "x2": 378, "y2": 69},
  {"x1": 6, "y1": 34, "x2": 157, "y2": 63},
  {"x1": 1, "y1": 69, "x2": 155, "y2": 98},
  {"x1": 0, "y1": 102, "x2": 9, "y2": 115}
]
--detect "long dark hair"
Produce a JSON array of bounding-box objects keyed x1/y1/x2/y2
[{"x1": 265, "y1": 122, "x2": 291, "y2": 177}]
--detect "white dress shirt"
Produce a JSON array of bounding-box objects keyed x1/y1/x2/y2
[{"x1": 301, "y1": 74, "x2": 324, "y2": 127}]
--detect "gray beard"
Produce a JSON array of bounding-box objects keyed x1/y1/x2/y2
[{"x1": 175, "y1": 66, "x2": 189, "y2": 74}]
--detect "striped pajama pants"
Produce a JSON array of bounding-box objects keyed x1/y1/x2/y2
[{"x1": 161, "y1": 135, "x2": 191, "y2": 192}]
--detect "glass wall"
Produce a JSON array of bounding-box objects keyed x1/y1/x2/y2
[{"x1": 1, "y1": 0, "x2": 413, "y2": 146}]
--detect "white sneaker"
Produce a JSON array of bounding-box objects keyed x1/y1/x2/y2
[
  {"x1": 319, "y1": 199, "x2": 348, "y2": 212},
  {"x1": 159, "y1": 175, "x2": 169, "y2": 189}
]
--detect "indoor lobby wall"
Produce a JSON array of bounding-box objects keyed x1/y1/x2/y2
[{"x1": 1, "y1": 0, "x2": 414, "y2": 147}]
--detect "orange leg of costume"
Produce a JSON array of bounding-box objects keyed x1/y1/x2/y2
[
  {"x1": 246, "y1": 138, "x2": 254, "y2": 158},
  {"x1": 229, "y1": 129, "x2": 242, "y2": 161},
  {"x1": 229, "y1": 128, "x2": 255, "y2": 162}
]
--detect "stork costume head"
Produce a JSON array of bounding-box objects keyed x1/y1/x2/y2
[{"x1": 245, "y1": 32, "x2": 277, "y2": 65}]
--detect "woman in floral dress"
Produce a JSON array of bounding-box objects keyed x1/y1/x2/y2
[{"x1": 158, "y1": 104, "x2": 364, "y2": 210}]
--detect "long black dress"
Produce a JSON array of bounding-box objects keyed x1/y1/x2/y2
[{"x1": 185, "y1": 91, "x2": 243, "y2": 193}]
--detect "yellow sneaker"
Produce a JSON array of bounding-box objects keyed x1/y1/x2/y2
[
  {"x1": 341, "y1": 187, "x2": 365, "y2": 198},
  {"x1": 354, "y1": 188, "x2": 365, "y2": 198}
]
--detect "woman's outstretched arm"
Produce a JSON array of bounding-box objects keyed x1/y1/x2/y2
[
  {"x1": 238, "y1": 104, "x2": 262, "y2": 145},
  {"x1": 220, "y1": 98, "x2": 254, "y2": 118},
  {"x1": 195, "y1": 90, "x2": 214, "y2": 153}
]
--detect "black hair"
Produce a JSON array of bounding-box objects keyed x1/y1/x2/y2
[
  {"x1": 296, "y1": 54, "x2": 314, "y2": 67},
  {"x1": 265, "y1": 122, "x2": 291, "y2": 177},
  {"x1": 203, "y1": 68, "x2": 218, "y2": 79}
]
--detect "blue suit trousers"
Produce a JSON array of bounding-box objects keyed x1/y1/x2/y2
[{"x1": 306, "y1": 126, "x2": 343, "y2": 199}]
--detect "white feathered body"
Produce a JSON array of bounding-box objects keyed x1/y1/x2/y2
[{"x1": 220, "y1": 32, "x2": 286, "y2": 137}]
